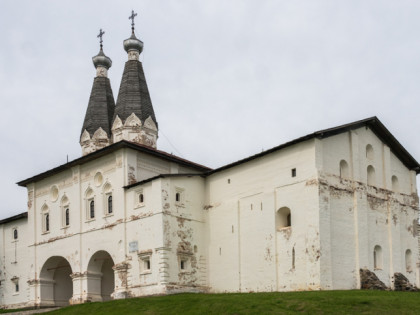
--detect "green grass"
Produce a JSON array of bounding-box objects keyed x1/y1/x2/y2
[{"x1": 39, "y1": 290, "x2": 420, "y2": 315}]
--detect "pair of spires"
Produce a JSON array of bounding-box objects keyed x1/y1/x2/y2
[
  {"x1": 80, "y1": 10, "x2": 158, "y2": 155},
  {"x1": 92, "y1": 10, "x2": 143, "y2": 73}
]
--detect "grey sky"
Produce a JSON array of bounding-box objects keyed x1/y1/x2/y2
[{"x1": 1, "y1": 0, "x2": 420, "y2": 220}]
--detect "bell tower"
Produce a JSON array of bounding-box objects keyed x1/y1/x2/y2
[{"x1": 112, "y1": 10, "x2": 158, "y2": 148}]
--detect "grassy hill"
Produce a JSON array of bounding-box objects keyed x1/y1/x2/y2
[{"x1": 4, "y1": 290, "x2": 420, "y2": 314}]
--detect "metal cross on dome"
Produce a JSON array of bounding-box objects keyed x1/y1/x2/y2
[
  {"x1": 97, "y1": 29, "x2": 105, "y2": 48},
  {"x1": 129, "y1": 10, "x2": 137, "y2": 31}
]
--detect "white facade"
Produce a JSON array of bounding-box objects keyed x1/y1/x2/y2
[{"x1": 1, "y1": 123, "x2": 419, "y2": 309}]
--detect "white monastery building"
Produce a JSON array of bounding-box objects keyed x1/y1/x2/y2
[{"x1": 1, "y1": 13, "x2": 420, "y2": 309}]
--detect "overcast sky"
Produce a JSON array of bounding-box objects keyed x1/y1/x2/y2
[{"x1": 1, "y1": 0, "x2": 420, "y2": 220}]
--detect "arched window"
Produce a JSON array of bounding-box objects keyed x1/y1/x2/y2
[
  {"x1": 65, "y1": 208, "x2": 70, "y2": 226},
  {"x1": 366, "y1": 144, "x2": 374, "y2": 160},
  {"x1": 45, "y1": 214, "x2": 50, "y2": 232},
  {"x1": 367, "y1": 165, "x2": 375, "y2": 186},
  {"x1": 392, "y1": 175, "x2": 399, "y2": 192},
  {"x1": 405, "y1": 249, "x2": 412, "y2": 272},
  {"x1": 374, "y1": 245, "x2": 382, "y2": 269},
  {"x1": 41, "y1": 204, "x2": 49, "y2": 233},
  {"x1": 108, "y1": 195, "x2": 113, "y2": 214},
  {"x1": 340, "y1": 160, "x2": 349, "y2": 178},
  {"x1": 139, "y1": 193, "x2": 144, "y2": 203},
  {"x1": 277, "y1": 207, "x2": 291, "y2": 229},
  {"x1": 13, "y1": 229, "x2": 18, "y2": 240},
  {"x1": 90, "y1": 200, "x2": 95, "y2": 219}
]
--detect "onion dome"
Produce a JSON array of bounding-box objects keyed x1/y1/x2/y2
[
  {"x1": 123, "y1": 33, "x2": 143, "y2": 54},
  {"x1": 92, "y1": 29, "x2": 112, "y2": 70},
  {"x1": 92, "y1": 48, "x2": 112, "y2": 70}
]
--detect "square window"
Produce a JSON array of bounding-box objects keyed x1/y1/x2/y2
[
  {"x1": 175, "y1": 187, "x2": 185, "y2": 206},
  {"x1": 139, "y1": 253, "x2": 152, "y2": 274},
  {"x1": 179, "y1": 256, "x2": 190, "y2": 271}
]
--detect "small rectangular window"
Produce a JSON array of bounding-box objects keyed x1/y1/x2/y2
[
  {"x1": 15, "y1": 282, "x2": 19, "y2": 293},
  {"x1": 175, "y1": 187, "x2": 185, "y2": 206},
  {"x1": 291, "y1": 168, "x2": 296, "y2": 177},
  {"x1": 138, "y1": 252, "x2": 152, "y2": 274}
]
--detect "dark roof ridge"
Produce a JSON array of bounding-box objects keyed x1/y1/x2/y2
[
  {"x1": 124, "y1": 173, "x2": 205, "y2": 189},
  {"x1": 17, "y1": 140, "x2": 211, "y2": 187},
  {"x1": 207, "y1": 116, "x2": 420, "y2": 175},
  {"x1": 0, "y1": 212, "x2": 28, "y2": 225}
]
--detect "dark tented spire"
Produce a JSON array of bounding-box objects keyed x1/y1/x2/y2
[
  {"x1": 80, "y1": 29, "x2": 116, "y2": 155},
  {"x1": 113, "y1": 60, "x2": 157, "y2": 126},
  {"x1": 113, "y1": 11, "x2": 157, "y2": 128},
  {"x1": 81, "y1": 77, "x2": 115, "y2": 138}
]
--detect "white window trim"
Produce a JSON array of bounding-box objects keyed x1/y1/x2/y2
[
  {"x1": 178, "y1": 254, "x2": 192, "y2": 272},
  {"x1": 135, "y1": 189, "x2": 145, "y2": 209},
  {"x1": 12, "y1": 227, "x2": 18, "y2": 242},
  {"x1": 61, "y1": 203, "x2": 70, "y2": 228},
  {"x1": 138, "y1": 251, "x2": 152, "y2": 275},
  {"x1": 104, "y1": 192, "x2": 114, "y2": 217},
  {"x1": 175, "y1": 187, "x2": 185, "y2": 207},
  {"x1": 85, "y1": 197, "x2": 96, "y2": 222},
  {"x1": 42, "y1": 212, "x2": 50, "y2": 234}
]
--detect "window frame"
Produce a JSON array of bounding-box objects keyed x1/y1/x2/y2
[{"x1": 12, "y1": 228, "x2": 18, "y2": 240}]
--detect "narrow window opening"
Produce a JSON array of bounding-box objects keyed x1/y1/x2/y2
[
  {"x1": 45, "y1": 214, "x2": 50, "y2": 232},
  {"x1": 339, "y1": 160, "x2": 349, "y2": 179},
  {"x1": 232, "y1": 225, "x2": 234, "y2": 233},
  {"x1": 392, "y1": 176, "x2": 399, "y2": 192},
  {"x1": 250, "y1": 204, "x2": 253, "y2": 210},
  {"x1": 260, "y1": 202, "x2": 263, "y2": 210},
  {"x1": 219, "y1": 247, "x2": 222, "y2": 255},
  {"x1": 228, "y1": 179, "x2": 231, "y2": 184},
  {"x1": 108, "y1": 195, "x2": 113, "y2": 214},
  {"x1": 140, "y1": 193, "x2": 144, "y2": 203},
  {"x1": 90, "y1": 200, "x2": 95, "y2": 219},
  {"x1": 287, "y1": 213, "x2": 291, "y2": 227},
  {"x1": 65, "y1": 208, "x2": 70, "y2": 226},
  {"x1": 291, "y1": 168, "x2": 296, "y2": 177},
  {"x1": 13, "y1": 229, "x2": 18, "y2": 240},
  {"x1": 176, "y1": 192, "x2": 180, "y2": 202},
  {"x1": 374, "y1": 245, "x2": 382, "y2": 269},
  {"x1": 194, "y1": 245, "x2": 198, "y2": 253},
  {"x1": 406, "y1": 249, "x2": 412, "y2": 272},
  {"x1": 15, "y1": 282, "x2": 19, "y2": 293},
  {"x1": 367, "y1": 165, "x2": 376, "y2": 186},
  {"x1": 180, "y1": 259, "x2": 186, "y2": 270}
]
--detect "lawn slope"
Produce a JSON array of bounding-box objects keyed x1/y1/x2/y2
[{"x1": 20, "y1": 291, "x2": 420, "y2": 314}]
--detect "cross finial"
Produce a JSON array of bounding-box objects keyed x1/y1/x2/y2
[
  {"x1": 129, "y1": 10, "x2": 137, "y2": 33},
  {"x1": 97, "y1": 29, "x2": 105, "y2": 49}
]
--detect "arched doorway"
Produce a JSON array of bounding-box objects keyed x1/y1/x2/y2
[
  {"x1": 39, "y1": 256, "x2": 73, "y2": 306},
  {"x1": 87, "y1": 251, "x2": 115, "y2": 302}
]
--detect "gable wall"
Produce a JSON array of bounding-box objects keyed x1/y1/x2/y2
[{"x1": 319, "y1": 127, "x2": 419, "y2": 290}]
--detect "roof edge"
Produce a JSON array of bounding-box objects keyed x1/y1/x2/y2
[{"x1": 0, "y1": 212, "x2": 28, "y2": 225}]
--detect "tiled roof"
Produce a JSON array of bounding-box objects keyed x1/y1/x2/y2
[
  {"x1": 114, "y1": 60, "x2": 157, "y2": 127},
  {"x1": 81, "y1": 77, "x2": 115, "y2": 138}
]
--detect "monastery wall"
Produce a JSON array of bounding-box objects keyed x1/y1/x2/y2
[
  {"x1": 0, "y1": 218, "x2": 30, "y2": 308},
  {"x1": 205, "y1": 140, "x2": 321, "y2": 292},
  {"x1": 318, "y1": 127, "x2": 419, "y2": 290}
]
